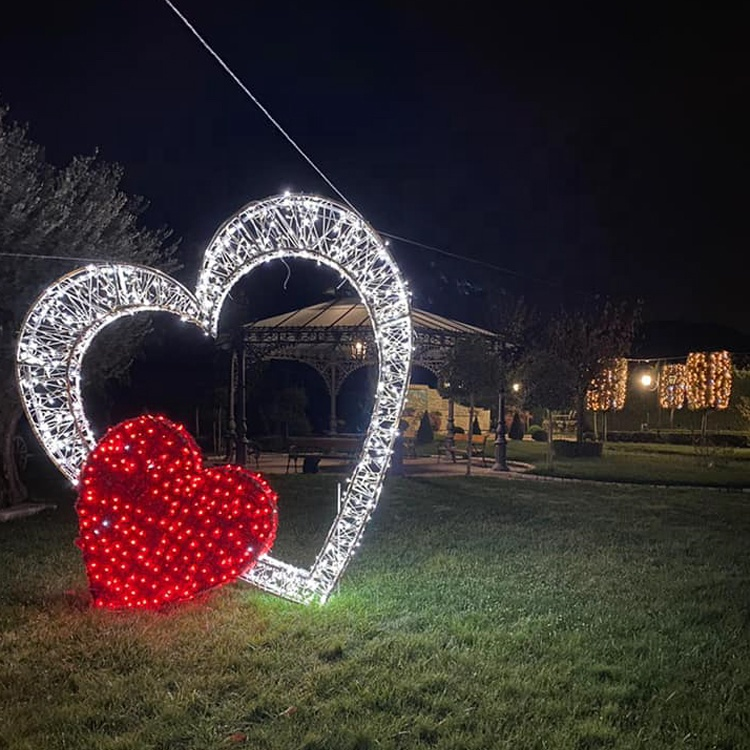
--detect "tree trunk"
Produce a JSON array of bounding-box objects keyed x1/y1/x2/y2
[
  {"x1": 575, "y1": 392, "x2": 586, "y2": 444},
  {"x1": 0, "y1": 398, "x2": 28, "y2": 507},
  {"x1": 545, "y1": 407, "x2": 554, "y2": 469},
  {"x1": 466, "y1": 393, "x2": 475, "y2": 477}
]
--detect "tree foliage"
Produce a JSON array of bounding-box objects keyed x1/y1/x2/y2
[
  {"x1": 439, "y1": 335, "x2": 500, "y2": 410},
  {"x1": 0, "y1": 104, "x2": 180, "y2": 506},
  {"x1": 416, "y1": 411, "x2": 434, "y2": 444},
  {"x1": 262, "y1": 386, "x2": 311, "y2": 438},
  {"x1": 508, "y1": 412, "x2": 525, "y2": 440},
  {"x1": 520, "y1": 298, "x2": 640, "y2": 443}
]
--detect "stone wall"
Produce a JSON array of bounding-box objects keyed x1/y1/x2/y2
[{"x1": 402, "y1": 384, "x2": 491, "y2": 437}]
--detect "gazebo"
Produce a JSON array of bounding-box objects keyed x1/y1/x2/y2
[{"x1": 233, "y1": 296, "x2": 499, "y2": 435}]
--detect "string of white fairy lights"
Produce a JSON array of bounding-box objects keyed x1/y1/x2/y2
[
  {"x1": 587, "y1": 353, "x2": 735, "y2": 414},
  {"x1": 16, "y1": 193, "x2": 413, "y2": 604}
]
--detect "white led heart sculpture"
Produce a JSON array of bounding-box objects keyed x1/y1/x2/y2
[{"x1": 16, "y1": 193, "x2": 413, "y2": 604}]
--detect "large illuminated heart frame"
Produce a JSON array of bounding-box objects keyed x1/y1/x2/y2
[{"x1": 16, "y1": 194, "x2": 413, "y2": 605}]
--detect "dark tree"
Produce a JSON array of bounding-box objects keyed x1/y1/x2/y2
[
  {"x1": 263, "y1": 386, "x2": 311, "y2": 438},
  {"x1": 416, "y1": 410, "x2": 434, "y2": 444},
  {"x1": 522, "y1": 298, "x2": 640, "y2": 445},
  {"x1": 508, "y1": 412, "x2": 525, "y2": 440},
  {"x1": 0, "y1": 104, "x2": 179, "y2": 506},
  {"x1": 439, "y1": 335, "x2": 501, "y2": 475}
]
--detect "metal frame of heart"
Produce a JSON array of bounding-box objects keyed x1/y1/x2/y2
[{"x1": 16, "y1": 193, "x2": 413, "y2": 604}]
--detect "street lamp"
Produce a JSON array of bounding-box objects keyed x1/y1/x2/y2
[
  {"x1": 442, "y1": 380, "x2": 456, "y2": 447},
  {"x1": 633, "y1": 364, "x2": 658, "y2": 430},
  {"x1": 350, "y1": 339, "x2": 367, "y2": 361},
  {"x1": 492, "y1": 383, "x2": 509, "y2": 472}
]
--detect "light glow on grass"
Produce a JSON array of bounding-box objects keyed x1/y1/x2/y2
[
  {"x1": 16, "y1": 193, "x2": 413, "y2": 605},
  {"x1": 1, "y1": 471, "x2": 749, "y2": 749}
]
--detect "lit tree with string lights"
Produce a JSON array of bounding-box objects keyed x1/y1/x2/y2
[
  {"x1": 585, "y1": 357, "x2": 628, "y2": 441},
  {"x1": 0, "y1": 104, "x2": 179, "y2": 506},
  {"x1": 658, "y1": 363, "x2": 687, "y2": 428},
  {"x1": 685, "y1": 351, "x2": 733, "y2": 443}
]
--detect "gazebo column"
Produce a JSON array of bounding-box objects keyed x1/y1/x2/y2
[
  {"x1": 225, "y1": 344, "x2": 250, "y2": 465},
  {"x1": 329, "y1": 363, "x2": 338, "y2": 434},
  {"x1": 226, "y1": 349, "x2": 237, "y2": 462},
  {"x1": 237, "y1": 346, "x2": 248, "y2": 466}
]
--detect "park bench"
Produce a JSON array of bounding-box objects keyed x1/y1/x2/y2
[
  {"x1": 286, "y1": 435, "x2": 364, "y2": 473},
  {"x1": 436, "y1": 432, "x2": 491, "y2": 467},
  {"x1": 551, "y1": 410, "x2": 577, "y2": 435}
]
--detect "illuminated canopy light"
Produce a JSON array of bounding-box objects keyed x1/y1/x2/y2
[
  {"x1": 586, "y1": 358, "x2": 628, "y2": 412},
  {"x1": 17, "y1": 193, "x2": 413, "y2": 605},
  {"x1": 659, "y1": 363, "x2": 687, "y2": 410},
  {"x1": 685, "y1": 351, "x2": 732, "y2": 411}
]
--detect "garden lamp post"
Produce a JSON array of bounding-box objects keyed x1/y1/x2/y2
[
  {"x1": 443, "y1": 380, "x2": 455, "y2": 448},
  {"x1": 635, "y1": 364, "x2": 658, "y2": 431},
  {"x1": 492, "y1": 383, "x2": 509, "y2": 472}
]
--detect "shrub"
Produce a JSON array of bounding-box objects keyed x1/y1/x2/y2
[
  {"x1": 472, "y1": 416, "x2": 482, "y2": 435},
  {"x1": 593, "y1": 431, "x2": 749, "y2": 448},
  {"x1": 531, "y1": 429, "x2": 548, "y2": 442},
  {"x1": 416, "y1": 411, "x2": 434, "y2": 444},
  {"x1": 509, "y1": 412, "x2": 525, "y2": 440},
  {"x1": 553, "y1": 440, "x2": 603, "y2": 458}
]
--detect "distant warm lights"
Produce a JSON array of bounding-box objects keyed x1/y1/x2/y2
[
  {"x1": 685, "y1": 351, "x2": 732, "y2": 410},
  {"x1": 76, "y1": 415, "x2": 278, "y2": 610},
  {"x1": 658, "y1": 364, "x2": 687, "y2": 410},
  {"x1": 586, "y1": 358, "x2": 628, "y2": 411},
  {"x1": 350, "y1": 339, "x2": 367, "y2": 361}
]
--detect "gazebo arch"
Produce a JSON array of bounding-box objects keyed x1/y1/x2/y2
[{"x1": 235, "y1": 296, "x2": 499, "y2": 435}]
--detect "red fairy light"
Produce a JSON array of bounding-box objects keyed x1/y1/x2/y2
[{"x1": 75, "y1": 414, "x2": 278, "y2": 610}]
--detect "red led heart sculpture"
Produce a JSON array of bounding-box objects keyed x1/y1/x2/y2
[{"x1": 75, "y1": 414, "x2": 278, "y2": 610}]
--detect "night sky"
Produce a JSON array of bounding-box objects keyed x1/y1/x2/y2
[{"x1": 1, "y1": 1, "x2": 747, "y2": 340}]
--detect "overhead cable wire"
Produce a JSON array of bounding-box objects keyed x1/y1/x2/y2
[
  {"x1": 158, "y1": 0, "x2": 565, "y2": 291},
  {"x1": 0, "y1": 251, "x2": 112, "y2": 264},
  {"x1": 160, "y1": 0, "x2": 359, "y2": 216},
  {"x1": 378, "y1": 231, "x2": 563, "y2": 288}
]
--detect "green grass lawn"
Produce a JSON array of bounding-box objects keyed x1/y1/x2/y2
[
  {"x1": 2, "y1": 471, "x2": 749, "y2": 749},
  {"x1": 503, "y1": 439, "x2": 750, "y2": 488}
]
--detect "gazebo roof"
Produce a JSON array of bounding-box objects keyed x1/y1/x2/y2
[
  {"x1": 239, "y1": 296, "x2": 501, "y2": 383},
  {"x1": 243, "y1": 297, "x2": 497, "y2": 339}
]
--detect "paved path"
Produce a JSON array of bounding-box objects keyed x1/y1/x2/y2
[
  {"x1": 248, "y1": 451, "x2": 534, "y2": 479},
  {"x1": 245, "y1": 451, "x2": 749, "y2": 492}
]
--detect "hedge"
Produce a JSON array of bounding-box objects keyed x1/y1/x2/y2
[
  {"x1": 553, "y1": 440, "x2": 603, "y2": 458},
  {"x1": 584, "y1": 431, "x2": 749, "y2": 448}
]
